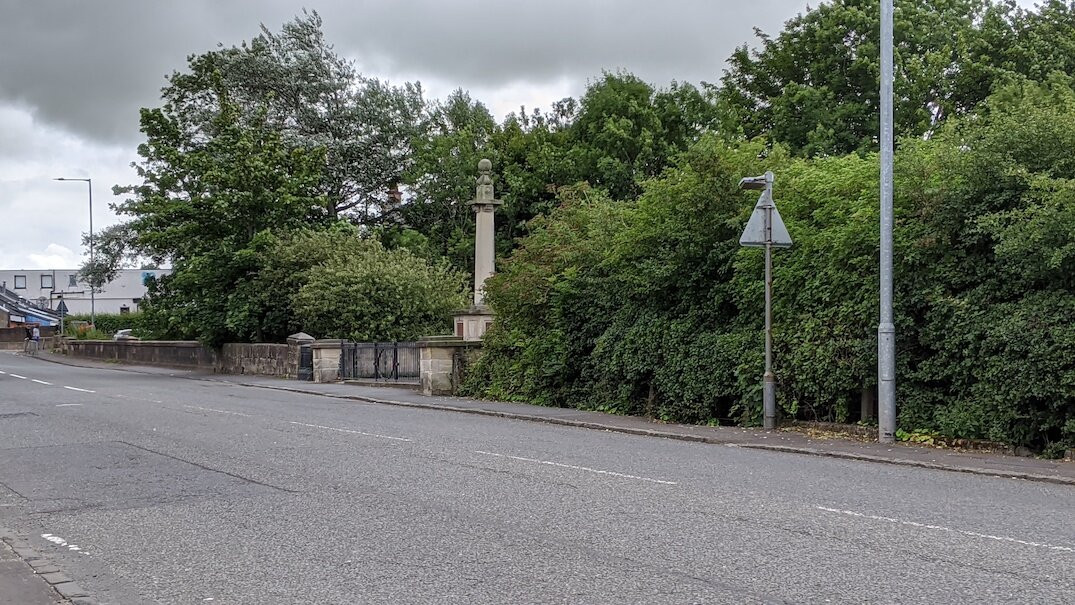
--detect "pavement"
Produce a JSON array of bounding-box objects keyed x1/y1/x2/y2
[
  {"x1": 0, "y1": 533, "x2": 63, "y2": 605},
  {"x1": 1, "y1": 525, "x2": 95, "y2": 605},
  {"x1": 1, "y1": 351, "x2": 1073, "y2": 604}
]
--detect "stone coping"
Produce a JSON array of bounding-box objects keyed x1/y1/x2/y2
[
  {"x1": 415, "y1": 338, "x2": 478, "y2": 348},
  {"x1": 68, "y1": 340, "x2": 208, "y2": 348}
]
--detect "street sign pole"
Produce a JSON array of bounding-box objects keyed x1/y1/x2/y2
[
  {"x1": 763, "y1": 199, "x2": 776, "y2": 429},
  {"x1": 739, "y1": 171, "x2": 788, "y2": 430}
]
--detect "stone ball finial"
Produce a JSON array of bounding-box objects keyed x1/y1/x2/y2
[{"x1": 478, "y1": 158, "x2": 492, "y2": 173}]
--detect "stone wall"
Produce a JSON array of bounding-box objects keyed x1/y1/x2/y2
[
  {"x1": 419, "y1": 339, "x2": 481, "y2": 396},
  {"x1": 311, "y1": 340, "x2": 344, "y2": 383},
  {"x1": 65, "y1": 340, "x2": 220, "y2": 369},
  {"x1": 220, "y1": 343, "x2": 289, "y2": 376},
  {"x1": 0, "y1": 326, "x2": 57, "y2": 342},
  {"x1": 64, "y1": 340, "x2": 300, "y2": 377},
  {"x1": 0, "y1": 335, "x2": 60, "y2": 351},
  {"x1": 62, "y1": 337, "x2": 479, "y2": 390}
]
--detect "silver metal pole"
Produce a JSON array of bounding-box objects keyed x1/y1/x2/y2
[
  {"x1": 878, "y1": 0, "x2": 896, "y2": 443},
  {"x1": 88, "y1": 178, "x2": 95, "y2": 328}
]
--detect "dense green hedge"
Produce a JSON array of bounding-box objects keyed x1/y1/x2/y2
[
  {"x1": 463, "y1": 79, "x2": 1075, "y2": 456},
  {"x1": 64, "y1": 312, "x2": 156, "y2": 339}
]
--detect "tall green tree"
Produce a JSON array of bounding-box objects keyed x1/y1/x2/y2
[
  {"x1": 719, "y1": 0, "x2": 1016, "y2": 156},
  {"x1": 116, "y1": 83, "x2": 327, "y2": 345},
  {"x1": 165, "y1": 11, "x2": 424, "y2": 222},
  {"x1": 569, "y1": 72, "x2": 719, "y2": 199},
  {"x1": 400, "y1": 90, "x2": 500, "y2": 270}
]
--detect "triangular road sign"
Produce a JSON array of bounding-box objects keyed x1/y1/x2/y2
[
  {"x1": 56, "y1": 300, "x2": 69, "y2": 316},
  {"x1": 739, "y1": 197, "x2": 792, "y2": 248}
]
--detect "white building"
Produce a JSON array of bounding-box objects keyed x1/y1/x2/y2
[{"x1": 0, "y1": 269, "x2": 170, "y2": 315}]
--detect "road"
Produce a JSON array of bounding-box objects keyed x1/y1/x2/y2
[{"x1": 0, "y1": 352, "x2": 1072, "y2": 604}]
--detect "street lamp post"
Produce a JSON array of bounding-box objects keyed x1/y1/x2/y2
[
  {"x1": 54, "y1": 177, "x2": 95, "y2": 327},
  {"x1": 878, "y1": 0, "x2": 897, "y2": 443}
]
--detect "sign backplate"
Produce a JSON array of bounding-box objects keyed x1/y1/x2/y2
[{"x1": 739, "y1": 198, "x2": 792, "y2": 248}]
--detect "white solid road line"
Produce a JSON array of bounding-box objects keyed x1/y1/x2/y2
[
  {"x1": 9, "y1": 374, "x2": 26, "y2": 379},
  {"x1": 56, "y1": 404, "x2": 83, "y2": 407},
  {"x1": 288, "y1": 421, "x2": 412, "y2": 443},
  {"x1": 816, "y1": 506, "x2": 1075, "y2": 553},
  {"x1": 63, "y1": 386, "x2": 95, "y2": 393},
  {"x1": 474, "y1": 450, "x2": 678, "y2": 485},
  {"x1": 32, "y1": 379, "x2": 52, "y2": 385},
  {"x1": 184, "y1": 405, "x2": 251, "y2": 417}
]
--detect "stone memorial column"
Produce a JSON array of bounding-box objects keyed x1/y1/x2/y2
[
  {"x1": 451, "y1": 159, "x2": 501, "y2": 341},
  {"x1": 472, "y1": 158, "x2": 501, "y2": 307}
]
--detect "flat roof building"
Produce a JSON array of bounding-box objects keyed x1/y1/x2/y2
[{"x1": 0, "y1": 268, "x2": 170, "y2": 316}]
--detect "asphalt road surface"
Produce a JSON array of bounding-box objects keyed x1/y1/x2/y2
[{"x1": 1, "y1": 352, "x2": 1072, "y2": 604}]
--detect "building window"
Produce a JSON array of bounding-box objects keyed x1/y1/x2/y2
[
  {"x1": 41, "y1": 274, "x2": 53, "y2": 289},
  {"x1": 69, "y1": 274, "x2": 77, "y2": 287},
  {"x1": 13, "y1": 275, "x2": 26, "y2": 289},
  {"x1": 119, "y1": 305, "x2": 130, "y2": 315}
]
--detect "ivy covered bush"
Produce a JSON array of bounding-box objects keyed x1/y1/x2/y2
[{"x1": 464, "y1": 79, "x2": 1075, "y2": 456}]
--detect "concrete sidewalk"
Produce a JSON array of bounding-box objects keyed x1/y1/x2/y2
[
  {"x1": 0, "y1": 539, "x2": 63, "y2": 605},
  {"x1": 25, "y1": 351, "x2": 1075, "y2": 487},
  {"x1": 0, "y1": 527, "x2": 96, "y2": 605}
]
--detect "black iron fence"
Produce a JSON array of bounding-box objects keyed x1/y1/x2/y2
[{"x1": 340, "y1": 342, "x2": 419, "y2": 383}]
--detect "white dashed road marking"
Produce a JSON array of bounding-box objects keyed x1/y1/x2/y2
[
  {"x1": 63, "y1": 386, "x2": 95, "y2": 393},
  {"x1": 816, "y1": 506, "x2": 1075, "y2": 553},
  {"x1": 474, "y1": 450, "x2": 678, "y2": 485},
  {"x1": 184, "y1": 405, "x2": 250, "y2": 417},
  {"x1": 9, "y1": 374, "x2": 26, "y2": 379},
  {"x1": 41, "y1": 533, "x2": 86, "y2": 554},
  {"x1": 288, "y1": 421, "x2": 412, "y2": 442},
  {"x1": 32, "y1": 379, "x2": 52, "y2": 385},
  {"x1": 56, "y1": 404, "x2": 83, "y2": 407}
]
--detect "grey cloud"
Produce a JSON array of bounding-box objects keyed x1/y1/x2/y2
[
  {"x1": 327, "y1": 0, "x2": 804, "y2": 88},
  {"x1": 0, "y1": 0, "x2": 299, "y2": 143},
  {"x1": 1, "y1": 0, "x2": 810, "y2": 146}
]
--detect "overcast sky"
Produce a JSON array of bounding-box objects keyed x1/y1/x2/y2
[{"x1": 0, "y1": 0, "x2": 1039, "y2": 270}]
